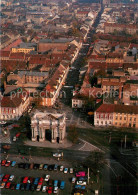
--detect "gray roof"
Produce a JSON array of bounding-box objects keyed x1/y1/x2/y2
[
  {"x1": 18, "y1": 70, "x2": 49, "y2": 77},
  {"x1": 39, "y1": 38, "x2": 74, "y2": 43}
]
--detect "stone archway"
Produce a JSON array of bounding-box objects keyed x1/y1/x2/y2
[{"x1": 45, "y1": 129, "x2": 51, "y2": 142}]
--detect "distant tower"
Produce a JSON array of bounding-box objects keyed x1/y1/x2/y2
[{"x1": 103, "y1": 0, "x2": 110, "y2": 5}]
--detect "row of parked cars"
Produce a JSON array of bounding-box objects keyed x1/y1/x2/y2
[
  {"x1": 0, "y1": 174, "x2": 65, "y2": 194},
  {"x1": 72, "y1": 172, "x2": 87, "y2": 195},
  {"x1": 18, "y1": 163, "x2": 73, "y2": 173},
  {"x1": 1, "y1": 160, "x2": 16, "y2": 167}
]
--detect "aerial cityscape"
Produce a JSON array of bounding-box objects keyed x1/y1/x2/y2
[{"x1": 0, "y1": 0, "x2": 138, "y2": 194}]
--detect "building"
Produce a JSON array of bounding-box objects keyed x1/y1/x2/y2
[
  {"x1": 11, "y1": 43, "x2": 36, "y2": 54},
  {"x1": 104, "y1": 23, "x2": 138, "y2": 35},
  {"x1": 94, "y1": 104, "x2": 138, "y2": 128},
  {"x1": 72, "y1": 94, "x2": 86, "y2": 109},
  {"x1": 31, "y1": 111, "x2": 66, "y2": 143},
  {"x1": 40, "y1": 63, "x2": 69, "y2": 106},
  {"x1": 0, "y1": 89, "x2": 30, "y2": 121},
  {"x1": 37, "y1": 38, "x2": 74, "y2": 53}
]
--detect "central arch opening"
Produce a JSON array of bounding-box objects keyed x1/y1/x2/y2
[{"x1": 45, "y1": 129, "x2": 51, "y2": 142}]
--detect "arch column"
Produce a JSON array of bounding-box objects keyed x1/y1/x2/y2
[
  {"x1": 39, "y1": 127, "x2": 45, "y2": 142},
  {"x1": 32, "y1": 125, "x2": 37, "y2": 141},
  {"x1": 51, "y1": 128, "x2": 56, "y2": 143}
]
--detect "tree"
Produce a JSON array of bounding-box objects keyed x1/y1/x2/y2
[{"x1": 67, "y1": 125, "x2": 78, "y2": 143}]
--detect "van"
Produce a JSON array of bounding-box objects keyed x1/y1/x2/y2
[{"x1": 60, "y1": 181, "x2": 65, "y2": 190}]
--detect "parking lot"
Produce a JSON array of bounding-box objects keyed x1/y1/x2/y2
[{"x1": 1, "y1": 155, "x2": 83, "y2": 195}]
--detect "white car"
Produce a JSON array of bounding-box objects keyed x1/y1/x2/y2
[
  {"x1": 69, "y1": 168, "x2": 73, "y2": 174},
  {"x1": 53, "y1": 153, "x2": 62, "y2": 158},
  {"x1": 1, "y1": 121, "x2": 6, "y2": 124},
  {"x1": 44, "y1": 175, "x2": 50, "y2": 181},
  {"x1": 71, "y1": 177, "x2": 76, "y2": 184},
  {"x1": 13, "y1": 136, "x2": 16, "y2": 142},
  {"x1": 9, "y1": 175, "x2": 14, "y2": 181},
  {"x1": 42, "y1": 186, "x2": 47, "y2": 192},
  {"x1": 53, "y1": 186, "x2": 58, "y2": 194},
  {"x1": 76, "y1": 181, "x2": 87, "y2": 185},
  {"x1": 64, "y1": 168, "x2": 68, "y2": 173},
  {"x1": 60, "y1": 165, "x2": 64, "y2": 171}
]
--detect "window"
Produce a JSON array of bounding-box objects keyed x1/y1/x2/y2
[
  {"x1": 124, "y1": 117, "x2": 126, "y2": 120},
  {"x1": 120, "y1": 117, "x2": 122, "y2": 120},
  {"x1": 130, "y1": 117, "x2": 132, "y2": 121},
  {"x1": 115, "y1": 122, "x2": 117, "y2": 125},
  {"x1": 97, "y1": 121, "x2": 99, "y2": 124},
  {"x1": 133, "y1": 124, "x2": 135, "y2": 128},
  {"x1": 116, "y1": 116, "x2": 118, "y2": 120},
  {"x1": 101, "y1": 121, "x2": 103, "y2": 125},
  {"x1": 134, "y1": 118, "x2": 136, "y2": 121},
  {"x1": 105, "y1": 121, "x2": 107, "y2": 125}
]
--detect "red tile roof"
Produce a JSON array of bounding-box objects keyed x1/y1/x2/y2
[
  {"x1": 96, "y1": 104, "x2": 138, "y2": 114},
  {"x1": 3, "y1": 38, "x2": 22, "y2": 51},
  {"x1": 1, "y1": 96, "x2": 22, "y2": 108}
]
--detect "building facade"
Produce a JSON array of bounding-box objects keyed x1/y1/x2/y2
[
  {"x1": 31, "y1": 111, "x2": 66, "y2": 143},
  {"x1": 94, "y1": 104, "x2": 138, "y2": 128}
]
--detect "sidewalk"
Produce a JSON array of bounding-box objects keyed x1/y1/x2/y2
[{"x1": 24, "y1": 138, "x2": 73, "y2": 149}]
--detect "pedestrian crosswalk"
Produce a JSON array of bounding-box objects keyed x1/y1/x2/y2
[{"x1": 0, "y1": 136, "x2": 11, "y2": 144}]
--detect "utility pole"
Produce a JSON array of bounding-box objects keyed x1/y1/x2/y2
[
  {"x1": 88, "y1": 167, "x2": 90, "y2": 185},
  {"x1": 124, "y1": 135, "x2": 127, "y2": 149}
]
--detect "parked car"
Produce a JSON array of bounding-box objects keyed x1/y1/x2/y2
[
  {"x1": 42, "y1": 185, "x2": 47, "y2": 192},
  {"x1": 23, "y1": 176, "x2": 29, "y2": 184},
  {"x1": 72, "y1": 177, "x2": 76, "y2": 184},
  {"x1": 53, "y1": 153, "x2": 61, "y2": 157},
  {"x1": 47, "y1": 186, "x2": 53, "y2": 194},
  {"x1": 48, "y1": 165, "x2": 54, "y2": 171},
  {"x1": 16, "y1": 184, "x2": 20, "y2": 190},
  {"x1": 0, "y1": 174, "x2": 4, "y2": 182},
  {"x1": 39, "y1": 164, "x2": 44, "y2": 170},
  {"x1": 49, "y1": 179, "x2": 53, "y2": 186},
  {"x1": 60, "y1": 165, "x2": 64, "y2": 171},
  {"x1": 0, "y1": 182, "x2": 5, "y2": 189},
  {"x1": 76, "y1": 181, "x2": 87, "y2": 185},
  {"x1": 54, "y1": 164, "x2": 58, "y2": 171},
  {"x1": 54, "y1": 180, "x2": 58, "y2": 187},
  {"x1": 38, "y1": 177, "x2": 44, "y2": 185},
  {"x1": 26, "y1": 183, "x2": 30, "y2": 191},
  {"x1": 1, "y1": 160, "x2": 6, "y2": 166},
  {"x1": 70, "y1": 168, "x2": 73, "y2": 174},
  {"x1": 31, "y1": 184, "x2": 36, "y2": 191},
  {"x1": 5, "y1": 182, "x2": 11, "y2": 189},
  {"x1": 13, "y1": 136, "x2": 16, "y2": 142},
  {"x1": 20, "y1": 184, "x2": 25, "y2": 190},
  {"x1": 5, "y1": 160, "x2": 11, "y2": 167},
  {"x1": 60, "y1": 181, "x2": 65, "y2": 190},
  {"x1": 24, "y1": 163, "x2": 30, "y2": 170},
  {"x1": 76, "y1": 172, "x2": 85, "y2": 177},
  {"x1": 9, "y1": 175, "x2": 14, "y2": 181},
  {"x1": 18, "y1": 163, "x2": 24, "y2": 168},
  {"x1": 10, "y1": 183, "x2": 16, "y2": 190},
  {"x1": 44, "y1": 175, "x2": 50, "y2": 182},
  {"x1": 11, "y1": 161, "x2": 16, "y2": 167},
  {"x1": 36, "y1": 184, "x2": 42, "y2": 191},
  {"x1": 33, "y1": 164, "x2": 39, "y2": 169},
  {"x1": 29, "y1": 163, "x2": 34, "y2": 169},
  {"x1": 28, "y1": 177, "x2": 33, "y2": 183},
  {"x1": 53, "y1": 186, "x2": 58, "y2": 194},
  {"x1": 43, "y1": 164, "x2": 48, "y2": 170},
  {"x1": 34, "y1": 177, "x2": 39, "y2": 185},
  {"x1": 3, "y1": 174, "x2": 10, "y2": 182},
  {"x1": 64, "y1": 168, "x2": 68, "y2": 173}
]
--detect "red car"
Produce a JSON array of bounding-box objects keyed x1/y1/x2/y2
[
  {"x1": 16, "y1": 133, "x2": 21, "y2": 138},
  {"x1": 47, "y1": 186, "x2": 53, "y2": 194},
  {"x1": 3, "y1": 175, "x2": 10, "y2": 182},
  {"x1": 1, "y1": 160, "x2": 6, "y2": 166},
  {"x1": 23, "y1": 177, "x2": 29, "y2": 184},
  {"x1": 5, "y1": 161, "x2": 11, "y2": 167},
  {"x1": 38, "y1": 177, "x2": 44, "y2": 185},
  {"x1": 5, "y1": 182, "x2": 11, "y2": 189}
]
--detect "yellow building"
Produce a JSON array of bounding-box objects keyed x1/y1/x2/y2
[{"x1": 11, "y1": 47, "x2": 35, "y2": 54}]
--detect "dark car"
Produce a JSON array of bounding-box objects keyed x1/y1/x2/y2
[
  {"x1": 26, "y1": 183, "x2": 30, "y2": 191},
  {"x1": 49, "y1": 179, "x2": 53, "y2": 186},
  {"x1": 48, "y1": 165, "x2": 54, "y2": 171},
  {"x1": 20, "y1": 184, "x2": 25, "y2": 190},
  {"x1": 18, "y1": 163, "x2": 25, "y2": 168},
  {"x1": 33, "y1": 164, "x2": 39, "y2": 169},
  {"x1": 10, "y1": 183, "x2": 16, "y2": 190},
  {"x1": 31, "y1": 184, "x2": 36, "y2": 191},
  {"x1": 28, "y1": 177, "x2": 33, "y2": 184},
  {"x1": 24, "y1": 163, "x2": 30, "y2": 170},
  {"x1": 54, "y1": 164, "x2": 58, "y2": 171}
]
